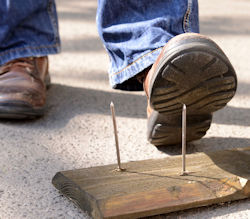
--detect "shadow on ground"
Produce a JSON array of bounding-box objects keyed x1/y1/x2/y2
[
  {"x1": 0, "y1": 84, "x2": 147, "y2": 128},
  {"x1": 157, "y1": 136, "x2": 250, "y2": 155},
  {"x1": 1, "y1": 81, "x2": 249, "y2": 131},
  {"x1": 200, "y1": 16, "x2": 250, "y2": 36},
  {"x1": 212, "y1": 81, "x2": 250, "y2": 126},
  {"x1": 213, "y1": 105, "x2": 250, "y2": 126},
  {"x1": 47, "y1": 83, "x2": 147, "y2": 120}
]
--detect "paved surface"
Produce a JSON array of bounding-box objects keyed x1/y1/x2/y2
[{"x1": 1, "y1": 0, "x2": 250, "y2": 218}]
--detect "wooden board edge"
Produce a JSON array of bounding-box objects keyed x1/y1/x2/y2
[{"x1": 52, "y1": 172, "x2": 103, "y2": 219}]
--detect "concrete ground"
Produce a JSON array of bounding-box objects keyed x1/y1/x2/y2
[{"x1": 0, "y1": 0, "x2": 250, "y2": 218}]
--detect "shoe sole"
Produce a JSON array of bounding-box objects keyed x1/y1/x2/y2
[
  {"x1": 0, "y1": 74, "x2": 50, "y2": 119},
  {"x1": 148, "y1": 35, "x2": 237, "y2": 146},
  {"x1": 148, "y1": 111, "x2": 212, "y2": 146},
  {"x1": 0, "y1": 102, "x2": 45, "y2": 119}
]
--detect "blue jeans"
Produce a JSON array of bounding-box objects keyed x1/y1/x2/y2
[
  {"x1": 0, "y1": 0, "x2": 199, "y2": 91},
  {"x1": 0, "y1": 0, "x2": 60, "y2": 65}
]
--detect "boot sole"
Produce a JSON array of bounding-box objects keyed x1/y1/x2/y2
[
  {"x1": 0, "y1": 102, "x2": 45, "y2": 119},
  {"x1": 148, "y1": 111, "x2": 212, "y2": 146},
  {"x1": 148, "y1": 36, "x2": 237, "y2": 146}
]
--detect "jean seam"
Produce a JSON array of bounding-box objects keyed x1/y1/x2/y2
[
  {"x1": 47, "y1": 0, "x2": 60, "y2": 45},
  {"x1": 111, "y1": 47, "x2": 162, "y2": 77},
  {"x1": 183, "y1": 0, "x2": 192, "y2": 32},
  {"x1": 0, "y1": 44, "x2": 59, "y2": 57}
]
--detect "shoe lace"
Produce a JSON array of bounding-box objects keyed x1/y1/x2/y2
[{"x1": 0, "y1": 57, "x2": 35, "y2": 76}]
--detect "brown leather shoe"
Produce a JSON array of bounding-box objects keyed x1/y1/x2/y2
[
  {"x1": 143, "y1": 33, "x2": 237, "y2": 146},
  {"x1": 0, "y1": 56, "x2": 50, "y2": 119}
]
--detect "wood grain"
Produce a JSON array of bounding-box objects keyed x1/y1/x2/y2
[{"x1": 52, "y1": 147, "x2": 250, "y2": 219}]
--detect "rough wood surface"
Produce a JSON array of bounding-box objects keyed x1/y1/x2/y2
[{"x1": 52, "y1": 147, "x2": 250, "y2": 219}]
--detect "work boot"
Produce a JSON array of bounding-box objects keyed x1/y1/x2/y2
[
  {"x1": 143, "y1": 33, "x2": 237, "y2": 146},
  {"x1": 0, "y1": 56, "x2": 50, "y2": 119}
]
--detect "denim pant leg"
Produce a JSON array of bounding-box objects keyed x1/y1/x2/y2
[
  {"x1": 97, "y1": 0, "x2": 199, "y2": 91},
  {"x1": 0, "y1": 0, "x2": 60, "y2": 65}
]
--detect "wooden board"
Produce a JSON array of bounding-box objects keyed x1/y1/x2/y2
[{"x1": 52, "y1": 147, "x2": 250, "y2": 219}]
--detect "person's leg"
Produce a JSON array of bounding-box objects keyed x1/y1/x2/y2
[
  {"x1": 0, "y1": 0, "x2": 60, "y2": 119},
  {"x1": 97, "y1": 0, "x2": 199, "y2": 91},
  {"x1": 0, "y1": 0, "x2": 60, "y2": 64},
  {"x1": 97, "y1": 0, "x2": 237, "y2": 146}
]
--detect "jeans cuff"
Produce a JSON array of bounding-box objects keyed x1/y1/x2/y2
[
  {"x1": 0, "y1": 43, "x2": 60, "y2": 65},
  {"x1": 110, "y1": 47, "x2": 162, "y2": 91}
]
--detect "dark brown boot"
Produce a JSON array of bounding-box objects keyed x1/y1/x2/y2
[
  {"x1": 143, "y1": 33, "x2": 237, "y2": 146},
  {"x1": 0, "y1": 56, "x2": 50, "y2": 119}
]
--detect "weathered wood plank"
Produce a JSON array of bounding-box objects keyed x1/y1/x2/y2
[{"x1": 52, "y1": 147, "x2": 250, "y2": 219}]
